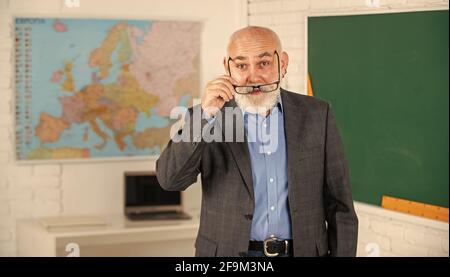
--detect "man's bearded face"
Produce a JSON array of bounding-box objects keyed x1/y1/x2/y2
[{"x1": 228, "y1": 50, "x2": 280, "y2": 113}]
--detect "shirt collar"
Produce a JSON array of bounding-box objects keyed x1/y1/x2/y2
[{"x1": 277, "y1": 94, "x2": 284, "y2": 114}]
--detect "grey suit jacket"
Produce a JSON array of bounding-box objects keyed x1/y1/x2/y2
[{"x1": 156, "y1": 89, "x2": 358, "y2": 257}]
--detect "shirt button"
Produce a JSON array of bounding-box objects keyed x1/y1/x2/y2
[
  {"x1": 263, "y1": 123, "x2": 267, "y2": 128},
  {"x1": 270, "y1": 206, "x2": 275, "y2": 211},
  {"x1": 267, "y1": 151, "x2": 272, "y2": 155},
  {"x1": 269, "y1": 178, "x2": 274, "y2": 183},
  {"x1": 270, "y1": 234, "x2": 275, "y2": 238}
]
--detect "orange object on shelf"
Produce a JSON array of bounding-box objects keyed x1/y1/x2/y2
[{"x1": 381, "y1": 195, "x2": 449, "y2": 222}]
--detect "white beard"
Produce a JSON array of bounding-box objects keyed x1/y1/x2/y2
[{"x1": 234, "y1": 88, "x2": 281, "y2": 115}]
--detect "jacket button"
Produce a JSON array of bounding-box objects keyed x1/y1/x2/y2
[
  {"x1": 239, "y1": 252, "x2": 247, "y2": 257},
  {"x1": 244, "y1": 214, "x2": 253, "y2": 220}
]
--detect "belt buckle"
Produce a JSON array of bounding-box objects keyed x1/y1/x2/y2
[{"x1": 263, "y1": 237, "x2": 279, "y2": 257}]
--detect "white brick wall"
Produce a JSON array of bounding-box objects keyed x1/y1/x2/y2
[
  {"x1": 0, "y1": 201, "x2": 10, "y2": 215},
  {"x1": 33, "y1": 165, "x2": 62, "y2": 176},
  {"x1": 355, "y1": 202, "x2": 449, "y2": 257},
  {"x1": 0, "y1": 228, "x2": 12, "y2": 242}
]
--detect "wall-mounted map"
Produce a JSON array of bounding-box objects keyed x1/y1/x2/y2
[{"x1": 14, "y1": 18, "x2": 200, "y2": 161}]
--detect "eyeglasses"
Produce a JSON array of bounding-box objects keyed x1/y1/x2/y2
[{"x1": 227, "y1": 50, "x2": 280, "y2": 95}]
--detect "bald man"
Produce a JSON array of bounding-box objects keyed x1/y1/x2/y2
[{"x1": 156, "y1": 26, "x2": 358, "y2": 257}]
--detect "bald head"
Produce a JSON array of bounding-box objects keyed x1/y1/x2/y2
[{"x1": 227, "y1": 26, "x2": 282, "y2": 56}]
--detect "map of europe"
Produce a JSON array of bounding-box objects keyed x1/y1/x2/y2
[{"x1": 14, "y1": 18, "x2": 200, "y2": 160}]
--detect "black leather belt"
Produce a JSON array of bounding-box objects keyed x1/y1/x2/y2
[{"x1": 248, "y1": 238, "x2": 293, "y2": 257}]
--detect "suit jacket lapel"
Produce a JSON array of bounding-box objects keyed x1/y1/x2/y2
[
  {"x1": 228, "y1": 138, "x2": 254, "y2": 200},
  {"x1": 218, "y1": 100, "x2": 254, "y2": 200},
  {"x1": 281, "y1": 89, "x2": 307, "y2": 199}
]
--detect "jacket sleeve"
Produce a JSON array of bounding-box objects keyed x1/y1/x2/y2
[
  {"x1": 156, "y1": 104, "x2": 212, "y2": 191},
  {"x1": 323, "y1": 103, "x2": 359, "y2": 257}
]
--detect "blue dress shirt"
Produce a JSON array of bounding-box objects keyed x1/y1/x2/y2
[{"x1": 243, "y1": 97, "x2": 292, "y2": 241}]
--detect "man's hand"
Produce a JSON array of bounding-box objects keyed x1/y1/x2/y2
[{"x1": 201, "y1": 75, "x2": 236, "y2": 117}]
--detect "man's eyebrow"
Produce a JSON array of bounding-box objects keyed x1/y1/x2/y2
[
  {"x1": 230, "y1": 52, "x2": 273, "y2": 61},
  {"x1": 231, "y1": 55, "x2": 247, "y2": 61},
  {"x1": 257, "y1": 52, "x2": 273, "y2": 58}
]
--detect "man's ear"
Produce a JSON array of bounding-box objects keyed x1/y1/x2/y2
[
  {"x1": 281, "y1": 51, "x2": 289, "y2": 77},
  {"x1": 223, "y1": 57, "x2": 229, "y2": 75}
]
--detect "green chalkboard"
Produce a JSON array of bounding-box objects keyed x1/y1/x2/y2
[{"x1": 308, "y1": 10, "x2": 449, "y2": 207}]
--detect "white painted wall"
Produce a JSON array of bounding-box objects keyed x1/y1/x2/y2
[{"x1": 0, "y1": 0, "x2": 247, "y2": 257}]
